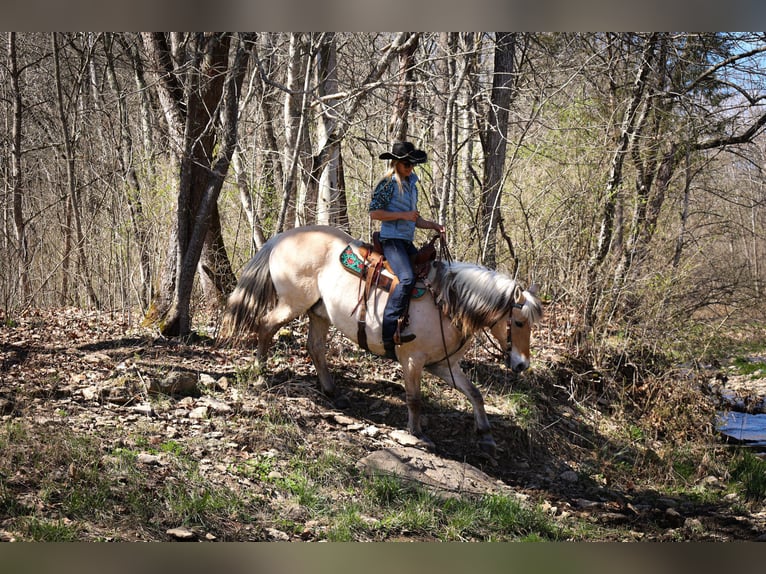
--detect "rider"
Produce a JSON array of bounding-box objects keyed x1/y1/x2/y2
[{"x1": 369, "y1": 141, "x2": 444, "y2": 358}]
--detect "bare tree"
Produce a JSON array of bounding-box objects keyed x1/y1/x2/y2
[
  {"x1": 52, "y1": 32, "x2": 99, "y2": 307},
  {"x1": 478, "y1": 32, "x2": 517, "y2": 268},
  {"x1": 8, "y1": 33, "x2": 29, "y2": 302},
  {"x1": 141, "y1": 32, "x2": 251, "y2": 337},
  {"x1": 103, "y1": 33, "x2": 153, "y2": 309}
]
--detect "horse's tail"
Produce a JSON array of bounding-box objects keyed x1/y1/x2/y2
[{"x1": 218, "y1": 238, "x2": 279, "y2": 345}]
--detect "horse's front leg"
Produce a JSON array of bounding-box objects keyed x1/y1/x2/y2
[
  {"x1": 307, "y1": 305, "x2": 336, "y2": 396},
  {"x1": 399, "y1": 357, "x2": 435, "y2": 450},
  {"x1": 426, "y1": 362, "x2": 497, "y2": 456}
]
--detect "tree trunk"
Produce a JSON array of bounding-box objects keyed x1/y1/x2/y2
[
  {"x1": 52, "y1": 32, "x2": 99, "y2": 308},
  {"x1": 104, "y1": 33, "x2": 153, "y2": 309},
  {"x1": 278, "y1": 33, "x2": 310, "y2": 231},
  {"x1": 388, "y1": 33, "x2": 419, "y2": 142},
  {"x1": 8, "y1": 32, "x2": 30, "y2": 303},
  {"x1": 142, "y1": 32, "x2": 250, "y2": 336},
  {"x1": 479, "y1": 32, "x2": 517, "y2": 269},
  {"x1": 316, "y1": 33, "x2": 343, "y2": 227},
  {"x1": 582, "y1": 33, "x2": 658, "y2": 332}
]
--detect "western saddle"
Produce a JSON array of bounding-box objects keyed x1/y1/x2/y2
[{"x1": 341, "y1": 232, "x2": 440, "y2": 353}]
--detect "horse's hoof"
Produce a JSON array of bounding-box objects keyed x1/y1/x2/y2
[
  {"x1": 413, "y1": 433, "x2": 436, "y2": 451},
  {"x1": 478, "y1": 435, "x2": 497, "y2": 457}
]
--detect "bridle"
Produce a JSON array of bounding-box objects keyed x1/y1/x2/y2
[{"x1": 484, "y1": 301, "x2": 527, "y2": 362}]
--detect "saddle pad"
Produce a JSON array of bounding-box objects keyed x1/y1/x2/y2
[{"x1": 340, "y1": 245, "x2": 426, "y2": 299}]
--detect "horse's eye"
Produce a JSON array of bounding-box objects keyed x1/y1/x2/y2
[{"x1": 514, "y1": 320, "x2": 524, "y2": 328}]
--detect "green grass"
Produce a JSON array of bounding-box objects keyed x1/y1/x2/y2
[
  {"x1": 730, "y1": 450, "x2": 766, "y2": 503},
  {"x1": 20, "y1": 518, "x2": 80, "y2": 542},
  {"x1": 0, "y1": 411, "x2": 566, "y2": 541},
  {"x1": 732, "y1": 356, "x2": 766, "y2": 378},
  {"x1": 0, "y1": 421, "x2": 254, "y2": 541}
]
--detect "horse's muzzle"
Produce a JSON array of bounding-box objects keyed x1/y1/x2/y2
[{"x1": 506, "y1": 353, "x2": 529, "y2": 373}]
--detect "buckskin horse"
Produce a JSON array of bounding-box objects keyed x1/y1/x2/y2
[{"x1": 219, "y1": 225, "x2": 542, "y2": 455}]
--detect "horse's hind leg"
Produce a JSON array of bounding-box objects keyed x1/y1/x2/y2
[
  {"x1": 426, "y1": 362, "x2": 497, "y2": 456},
  {"x1": 307, "y1": 304, "x2": 336, "y2": 396},
  {"x1": 255, "y1": 302, "x2": 300, "y2": 370}
]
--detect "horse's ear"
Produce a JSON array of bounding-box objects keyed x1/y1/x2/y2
[{"x1": 528, "y1": 283, "x2": 539, "y2": 296}]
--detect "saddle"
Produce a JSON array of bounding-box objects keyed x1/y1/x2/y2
[{"x1": 339, "y1": 233, "x2": 440, "y2": 353}]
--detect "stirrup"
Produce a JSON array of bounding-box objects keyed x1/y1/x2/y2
[{"x1": 393, "y1": 330, "x2": 416, "y2": 345}]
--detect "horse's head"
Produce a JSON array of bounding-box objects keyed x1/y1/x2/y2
[{"x1": 489, "y1": 283, "x2": 543, "y2": 373}]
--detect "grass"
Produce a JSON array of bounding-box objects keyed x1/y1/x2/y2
[
  {"x1": 0, "y1": 421, "x2": 254, "y2": 541},
  {"x1": 0, "y1": 417, "x2": 566, "y2": 541},
  {"x1": 730, "y1": 450, "x2": 766, "y2": 503},
  {"x1": 732, "y1": 356, "x2": 766, "y2": 378}
]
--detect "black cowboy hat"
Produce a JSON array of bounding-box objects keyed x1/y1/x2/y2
[{"x1": 379, "y1": 141, "x2": 428, "y2": 164}]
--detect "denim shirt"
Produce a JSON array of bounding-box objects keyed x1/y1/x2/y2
[{"x1": 369, "y1": 173, "x2": 419, "y2": 241}]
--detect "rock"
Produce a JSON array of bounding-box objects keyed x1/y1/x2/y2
[
  {"x1": 189, "y1": 406, "x2": 209, "y2": 420},
  {"x1": 81, "y1": 387, "x2": 99, "y2": 401},
  {"x1": 151, "y1": 371, "x2": 200, "y2": 397},
  {"x1": 357, "y1": 446, "x2": 515, "y2": 499},
  {"x1": 699, "y1": 475, "x2": 723, "y2": 490},
  {"x1": 99, "y1": 378, "x2": 142, "y2": 404},
  {"x1": 389, "y1": 430, "x2": 423, "y2": 447},
  {"x1": 137, "y1": 453, "x2": 163, "y2": 466},
  {"x1": 84, "y1": 352, "x2": 111, "y2": 365},
  {"x1": 198, "y1": 374, "x2": 217, "y2": 388},
  {"x1": 128, "y1": 403, "x2": 154, "y2": 416},
  {"x1": 333, "y1": 414, "x2": 356, "y2": 426},
  {"x1": 167, "y1": 527, "x2": 197, "y2": 541},
  {"x1": 266, "y1": 527, "x2": 290, "y2": 541},
  {"x1": 197, "y1": 396, "x2": 232, "y2": 414},
  {"x1": 560, "y1": 470, "x2": 579, "y2": 483},
  {"x1": 665, "y1": 507, "x2": 684, "y2": 527}
]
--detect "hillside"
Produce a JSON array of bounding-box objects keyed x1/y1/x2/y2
[{"x1": 1, "y1": 307, "x2": 765, "y2": 541}]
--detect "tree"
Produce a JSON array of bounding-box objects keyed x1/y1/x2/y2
[
  {"x1": 141, "y1": 32, "x2": 252, "y2": 337},
  {"x1": 8, "y1": 33, "x2": 29, "y2": 302},
  {"x1": 478, "y1": 32, "x2": 517, "y2": 268},
  {"x1": 103, "y1": 33, "x2": 153, "y2": 309}
]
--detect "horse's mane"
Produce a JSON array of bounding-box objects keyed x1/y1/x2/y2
[{"x1": 430, "y1": 261, "x2": 542, "y2": 337}]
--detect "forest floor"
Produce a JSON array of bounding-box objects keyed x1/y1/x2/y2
[{"x1": 1, "y1": 306, "x2": 766, "y2": 542}]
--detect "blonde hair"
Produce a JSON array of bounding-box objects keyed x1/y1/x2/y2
[{"x1": 375, "y1": 160, "x2": 405, "y2": 195}]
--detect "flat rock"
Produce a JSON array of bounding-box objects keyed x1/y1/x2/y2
[
  {"x1": 189, "y1": 406, "x2": 209, "y2": 419},
  {"x1": 357, "y1": 446, "x2": 513, "y2": 499},
  {"x1": 166, "y1": 527, "x2": 197, "y2": 541},
  {"x1": 137, "y1": 453, "x2": 163, "y2": 466},
  {"x1": 197, "y1": 396, "x2": 232, "y2": 414},
  {"x1": 388, "y1": 429, "x2": 423, "y2": 447}
]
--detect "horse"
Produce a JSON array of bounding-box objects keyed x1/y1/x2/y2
[{"x1": 219, "y1": 225, "x2": 542, "y2": 455}]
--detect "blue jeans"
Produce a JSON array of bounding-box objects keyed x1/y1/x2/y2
[{"x1": 381, "y1": 238, "x2": 417, "y2": 344}]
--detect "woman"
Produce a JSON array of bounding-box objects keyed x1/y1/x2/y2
[{"x1": 369, "y1": 141, "x2": 444, "y2": 357}]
